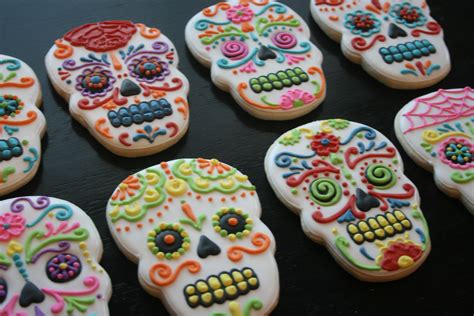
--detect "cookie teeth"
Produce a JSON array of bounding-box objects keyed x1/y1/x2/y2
[
  {"x1": 347, "y1": 210, "x2": 412, "y2": 245},
  {"x1": 248, "y1": 67, "x2": 310, "y2": 93},
  {"x1": 379, "y1": 40, "x2": 437, "y2": 64},
  {"x1": 107, "y1": 98, "x2": 173, "y2": 128},
  {"x1": 183, "y1": 267, "x2": 259, "y2": 308},
  {"x1": 0, "y1": 137, "x2": 23, "y2": 162}
]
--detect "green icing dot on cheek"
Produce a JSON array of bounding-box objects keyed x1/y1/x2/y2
[{"x1": 291, "y1": 188, "x2": 298, "y2": 195}]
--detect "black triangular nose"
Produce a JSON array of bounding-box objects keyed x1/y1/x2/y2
[
  {"x1": 258, "y1": 45, "x2": 277, "y2": 61},
  {"x1": 388, "y1": 23, "x2": 407, "y2": 39},
  {"x1": 355, "y1": 188, "x2": 380, "y2": 212},
  {"x1": 120, "y1": 79, "x2": 141, "y2": 97},
  {"x1": 19, "y1": 281, "x2": 45, "y2": 307},
  {"x1": 197, "y1": 235, "x2": 221, "y2": 258}
]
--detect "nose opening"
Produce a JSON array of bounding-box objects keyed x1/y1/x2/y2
[
  {"x1": 388, "y1": 23, "x2": 407, "y2": 39},
  {"x1": 197, "y1": 235, "x2": 221, "y2": 259},
  {"x1": 355, "y1": 188, "x2": 380, "y2": 212},
  {"x1": 258, "y1": 45, "x2": 277, "y2": 61},
  {"x1": 120, "y1": 79, "x2": 141, "y2": 97},
  {"x1": 19, "y1": 281, "x2": 45, "y2": 307}
]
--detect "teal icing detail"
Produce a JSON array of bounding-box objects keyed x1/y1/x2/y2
[
  {"x1": 4, "y1": 126, "x2": 19, "y2": 136},
  {"x1": 217, "y1": 47, "x2": 259, "y2": 69},
  {"x1": 426, "y1": 64, "x2": 441, "y2": 75},
  {"x1": 389, "y1": 2, "x2": 427, "y2": 28},
  {"x1": 360, "y1": 247, "x2": 375, "y2": 261},
  {"x1": 23, "y1": 147, "x2": 39, "y2": 173},
  {"x1": 340, "y1": 126, "x2": 377, "y2": 145},
  {"x1": 195, "y1": 19, "x2": 231, "y2": 31},
  {"x1": 344, "y1": 11, "x2": 381, "y2": 37},
  {"x1": 133, "y1": 125, "x2": 167, "y2": 143},
  {"x1": 0, "y1": 59, "x2": 21, "y2": 71},
  {"x1": 26, "y1": 204, "x2": 73, "y2": 228},
  {"x1": 401, "y1": 69, "x2": 418, "y2": 76},
  {"x1": 255, "y1": 2, "x2": 287, "y2": 16}
]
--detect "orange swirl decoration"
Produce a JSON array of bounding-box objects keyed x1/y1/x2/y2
[
  {"x1": 53, "y1": 39, "x2": 73, "y2": 59},
  {"x1": 0, "y1": 111, "x2": 37, "y2": 126},
  {"x1": 411, "y1": 22, "x2": 441, "y2": 37},
  {"x1": 203, "y1": 2, "x2": 231, "y2": 16},
  {"x1": 175, "y1": 97, "x2": 189, "y2": 119},
  {"x1": 0, "y1": 77, "x2": 35, "y2": 88},
  {"x1": 227, "y1": 232, "x2": 271, "y2": 262},
  {"x1": 149, "y1": 260, "x2": 201, "y2": 286},
  {"x1": 351, "y1": 35, "x2": 386, "y2": 51},
  {"x1": 307, "y1": 66, "x2": 326, "y2": 100},
  {"x1": 136, "y1": 23, "x2": 161, "y2": 39},
  {"x1": 240, "y1": 0, "x2": 270, "y2": 5}
]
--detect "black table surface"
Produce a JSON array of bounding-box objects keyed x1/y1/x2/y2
[{"x1": 2, "y1": 0, "x2": 473, "y2": 315}]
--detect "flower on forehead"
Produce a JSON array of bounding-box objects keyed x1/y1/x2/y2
[
  {"x1": 112, "y1": 175, "x2": 142, "y2": 201},
  {"x1": 0, "y1": 213, "x2": 26, "y2": 242},
  {"x1": 311, "y1": 132, "x2": 340, "y2": 156},
  {"x1": 226, "y1": 4, "x2": 255, "y2": 23},
  {"x1": 279, "y1": 129, "x2": 302, "y2": 146},
  {"x1": 280, "y1": 89, "x2": 315, "y2": 110},
  {"x1": 328, "y1": 119, "x2": 350, "y2": 130},
  {"x1": 376, "y1": 240, "x2": 423, "y2": 271},
  {"x1": 197, "y1": 158, "x2": 231, "y2": 175}
]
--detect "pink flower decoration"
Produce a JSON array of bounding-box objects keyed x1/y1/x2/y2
[
  {"x1": 280, "y1": 89, "x2": 315, "y2": 110},
  {"x1": 0, "y1": 213, "x2": 26, "y2": 241},
  {"x1": 438, "y1": 137, "x2": 473, "y2": 170},
  {"x1": 226, "y1": 4, "x2": 255, "y2": 23}
]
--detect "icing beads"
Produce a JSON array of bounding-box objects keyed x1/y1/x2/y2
[
  {"x1": 186, "y1": 0, "x2": 326, "y2": 120},
  {"x1": 265, "y1": 120, "x2": 431, "y2": 281},
  {"x1": 0, "y1": 55, "x2": 46, "y2": 196},
  {"x1": 106, "y1": 159, "x2": 279, "y2": 315},
  {"x1": 45, "y1": 20, "x2": 190, "y2": 157},
  {"x1": 395, "y1": 87, "x2": 474, "y2": 214}
]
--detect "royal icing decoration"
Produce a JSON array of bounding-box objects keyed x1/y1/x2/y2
[
  {"x1": 45, "y1": 21, "x2": 189, "y2": 157},
  {"x1": 265, "y1": 120, "x2": 431, "y2": 281},
  {"x1": 310, "y1": 0, "x2": 450, "y2": 89},
  {"x1": 395, "y1": 87, "x2": 474, "y2": 214},
  {"x1": 186, "y1": 0, "x2": 326, "y2": 120},
  {"x1": 0, "y1": 55, "x2": 46, "y2": 196},
  {"x1": 0, "y1": 196, "x2": 111, "y2": 315},
  {"x1": 106, "y1": 159, "x2": 278, "y2": 315}
]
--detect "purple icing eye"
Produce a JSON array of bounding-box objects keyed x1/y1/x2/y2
[
  {"x1": 272, "y1": 32, "x2": 297, "y2": 49},
  {"x1": 46, "y1": 253, "x2": 82, "y2": 283},
  {"x1": 221, "y1": 41, "x2": 249, "y2": 60}
]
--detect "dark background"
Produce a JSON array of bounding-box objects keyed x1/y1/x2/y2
[{"x1": 2, "y1": 0, "x2": 473, "y2": 315}]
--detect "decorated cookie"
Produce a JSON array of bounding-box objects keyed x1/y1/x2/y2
[
  {"x1": 0, "y1": 55, "x2": 46, "y2": 196},
  {"x1": 395, "y1": 87, "x2": 474, "y2": 213},
  {"x1": 265, "y1": 120, "x2": 431, "y2": 281},
  {"x1": 310, "y1": 0, "x2": 450, "y2": 89},
  {"x1": 45, "y1": 21, "x2": 190, "y2": 157},
  {"x1": 106, "y1": 159, "x2": 278, "y2": 315},
  {"x1": 0, "y1": 196, "x2": 111, "y2": 315},
  {"x1": 185, "y1": 0, "x2": 326, "y2": 120}
]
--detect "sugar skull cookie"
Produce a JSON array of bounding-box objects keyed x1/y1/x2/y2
[
  {"x1": 265, "y1": 120, "x2": 431, "y2": 281},
  {"x1": 395, "y1": 87, "x2": 474, "y2": 214},
  {"x1": 0, "y1": 55, "x2": 46, "y2": 196},
  {"x1": 106, "y1": 159, "x2": 279, "y2": 315},
  {"x1": 45, "y1": 21, "x2": 190, "y2": 157},
  {"x1": 186, "y1": 0, "x2": 326, "y2": 120},
  {"x1": 310, "y1": 0, "x2": 450, "y2": 89},
  {"x1": 0, "y1": 196, "x2": 111, "y2": 315}
]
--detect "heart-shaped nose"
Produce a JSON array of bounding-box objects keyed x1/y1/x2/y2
[
  {"x1": 19, "y1": 281, "x2": 45, "y2": 307},
  {"x1": 258, "y1": 45, "x2": 277, "y2": 61},
  {"x1": 197, "y1": 235, "x2": 221, "y2": 258},
  {"x1": 388, "y1": 23, "x2": 407, "y2": 39},
  {"x1": 120, "y1": 79, "x2": 141, "y2": 97},
  {"x1": 355, "y1": 188, "x2": 380, "y2": 212}
]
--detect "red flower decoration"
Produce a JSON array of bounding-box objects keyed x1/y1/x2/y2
[
  {"x1": 64, "y1": 20, "x2": 137, "y2": 52},
  {"x1": 379, "y1": 241, "x2": 423, "y2": 271},
  {"x1": 311, "y1": 132, "x2": 340, "y2": 156}
]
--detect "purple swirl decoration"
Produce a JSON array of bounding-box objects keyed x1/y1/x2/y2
[
  {"x1": 152, "y1": 41, "x2": 170, "y2": 54},
  {"x1": 272, "y1": 32, "x2": 297, "y2": 49},
  {"x1": 30, "y1": 241, "x2": 71, "y2": 263},
  {"x1": 62, "y1": 59, "x2": 106, "y2": 71},
  {"x1": 221, "y1": 41, "x2": 249, "y2": 60},
  {"x1": 10, "y1": 196, "x2": 50, "y2": 213}
]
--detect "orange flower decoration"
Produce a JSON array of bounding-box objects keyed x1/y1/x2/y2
[
  {"x1": 197, "y1": 158, "x2": 231, "y2": 175},
  {"x1": 111, "y1": 175, "x2": 141, "y2": 201}
]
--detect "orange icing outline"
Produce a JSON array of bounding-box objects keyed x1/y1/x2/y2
[
  {"x1": 175, "y1": 97, "x2": 189, "y2": 120},
  {"x1": 203, "y1": 2, "x2": 231, "y2": 17},
  {"x1": 149, "y1": 260, "x2": 201, "y2": 286},
  {"x1": 0, "y1": 111, "x2": 37, "y2": 126},
  {"x1": 227, "y1": 232, "x2": 271, "y2": 262},
  {"x1": 0, "y1": 77, "x2": 35, "y2": 88},
  {"x1": 54, "y1": 39, "x2": 74, "y2": 59},
  {"x1": 136, "y1": 23, "x2": 161, "y2": 39},
  {"x1": 95, "y1": 118, "x2": 113, "y2": 139}
]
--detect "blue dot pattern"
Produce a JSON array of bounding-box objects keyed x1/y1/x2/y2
[
  {"x1": 379, "y1": 40, "x2": 436, "y2": 64},
  {"x1": 107, "y1": 99, "x2": 173, "y2": 128},
  {"x1": 0, "y1": 137, "x2": 23, "y2": 162}
]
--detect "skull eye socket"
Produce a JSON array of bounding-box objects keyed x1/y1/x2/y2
[
  {"x1": 128, "y1": 56, "x2": 170, "y2": 82},
  {"x1": 46, "y1": 253, "x2": 82, "y2": 283},
  {"x1": 0, "y1": 94, "x2": 24, "y2": 117},
  {"x1": 147, "y1": 223, "x2": 191, "y2": 260},
  {"x1": 271, "y1": 32, "x2": 298, "y2": 49},
  {"x1": 389, "y1": 3, "x2": 426, "y2": 28},
  {"x1": 221, "y1": 41, "x2": 250, "y2": 60},
  {"x1": 212, "y1": 208, "x2": 253, "y2": 241},
  {"x1": 76, "y1": 67, "x2": 115, "y2": 97},
  {"x1": 309, "y1": 178, "x2": 342, "y2": 206},
  {"x1": 365, "y1": 164, "x2": 397, "y2": 190}
]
